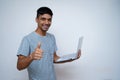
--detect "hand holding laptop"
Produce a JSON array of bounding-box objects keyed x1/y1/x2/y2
[
  {"x1": 74, "y1": 49, "x2": 81, "y2": 60},
  {"x1": 56, "y1": 36, "x2": 83, "y2": 62}
]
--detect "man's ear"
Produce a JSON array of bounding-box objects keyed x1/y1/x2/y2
[{"x1": 35, "y1": 18, "x2": 38, "y2": 23}]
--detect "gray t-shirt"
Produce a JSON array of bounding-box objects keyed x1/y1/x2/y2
[{"x1": 17, "y1": 32, "x2": 57, "y2": 80}]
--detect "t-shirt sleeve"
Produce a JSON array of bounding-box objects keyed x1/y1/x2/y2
[
  {"x1": 52, "y1": 35, "x2": 58, "y2": 52},
  {"x1": 17, "y1": 36, "x2": 30, "y2": 56}
]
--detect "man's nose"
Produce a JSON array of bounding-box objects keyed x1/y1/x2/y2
[{"x1": 45, "y1": 20, "x2": 49, "y2": 24}]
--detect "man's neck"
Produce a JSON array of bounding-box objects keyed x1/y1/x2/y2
[{"x1": 35, "y1": 28, "x2": 46, "y2": 36}]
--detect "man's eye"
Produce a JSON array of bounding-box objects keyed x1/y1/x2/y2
[
  {"x1": 48, "y1": 19, "x2": 51, "y2": 22},
  {"x1": 41, "y1": 18, "x2": 46, "y2": 21}
]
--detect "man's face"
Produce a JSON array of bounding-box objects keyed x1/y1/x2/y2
[{"x1": 36, "y1": 14, "x2": 52, "y2": 32}]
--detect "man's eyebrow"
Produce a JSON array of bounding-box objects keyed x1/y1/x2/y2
[
  {"x1": 41, "y1": 17, "x2": 51, "y2": 19},
  {"x1": 41, "y1": 17, "x2": 46, "y2": 19}
]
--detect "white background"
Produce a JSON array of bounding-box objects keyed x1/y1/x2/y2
[{"x1": 0, "y1": 0, "x2": 120, "y2": 80}]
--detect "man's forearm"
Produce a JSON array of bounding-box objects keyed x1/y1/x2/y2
[{"x1": 17, "y1": 55, "x2": 33, "y2": 70}]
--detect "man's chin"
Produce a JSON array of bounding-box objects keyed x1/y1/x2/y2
[{"x1": 42, "y1": 29, "x2": 48, "y2": 32}]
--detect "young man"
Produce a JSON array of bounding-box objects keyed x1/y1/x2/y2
[{"x1": 17, "y1": 7, "x2": 81, "y2": 80}]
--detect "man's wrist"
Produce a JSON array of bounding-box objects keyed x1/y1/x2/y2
[{"x1": 29, "y1": 54, "x2": 33, "y2": 60}]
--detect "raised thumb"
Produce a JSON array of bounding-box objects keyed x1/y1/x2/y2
[{"x1": 37, "y1": 42, "x2": 41, "y2": 49}]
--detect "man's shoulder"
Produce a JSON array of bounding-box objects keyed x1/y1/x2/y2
[
  {"x1": 46, "y1": 33, "x2": 56, "y2": 41},
  {"x1": 47, "y1": 32, "x2": 54, "y2": 36},
  {"x1": 22, "y1": 32, "x2": 35, "y2": 39}
]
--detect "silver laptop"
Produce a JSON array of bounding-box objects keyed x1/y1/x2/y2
[{"x1": 56, "y1": 36, "x2": 83, "y2": 62}]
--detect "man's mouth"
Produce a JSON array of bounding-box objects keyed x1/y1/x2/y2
[{"x1": 42, "y1": 25, "x2": 49, "y2": 30}]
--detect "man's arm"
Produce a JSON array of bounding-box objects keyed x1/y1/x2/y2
[
  {"x1": 53, "y1": 52, "x2": 60, "y2": 63},
  {"x1": 53, "y1": 52, "x2": 75, "y2": 64},
  {"x1": 17, "y1": 42, "x2": 43, "y2": 70},
  {"x1": 17, "y1": 55, "x2": 33, "y2": 70}
]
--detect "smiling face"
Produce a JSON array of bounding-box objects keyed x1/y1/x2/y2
[{"x1": 36, "y1": 14, "x2": 52, "y2": 32}]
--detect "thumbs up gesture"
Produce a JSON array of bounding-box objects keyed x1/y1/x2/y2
[{"x1": 30, "y1": 42, "x2": 43, "y2": 60}]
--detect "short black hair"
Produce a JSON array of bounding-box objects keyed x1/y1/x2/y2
[{"x1": 36, "y1": 7, "x2": 53, "y2": 18}]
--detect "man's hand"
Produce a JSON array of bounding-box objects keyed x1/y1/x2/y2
[
  {"x1": 72, "y1": 49, "x2": 81, "y2": 61},
  {"x1": 66, "y1": 50, "x2": 81, "y2": 61},
  {"x1": 30, "y1": 42, "x2": 43, "y2": 60},
  {"x1": 54, "y1": 50, "x2": 82, "y2": 64},
  {"x1": 76, "y1": 49, "x2": 81, "y2": 59}
]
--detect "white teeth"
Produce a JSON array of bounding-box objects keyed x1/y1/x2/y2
[
  {"x1": 43, "y1": 26, "x2": 48, "y2": 28},
  {"x1": 43, "y1": 25, "x2": 49, "y2": 30}
]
